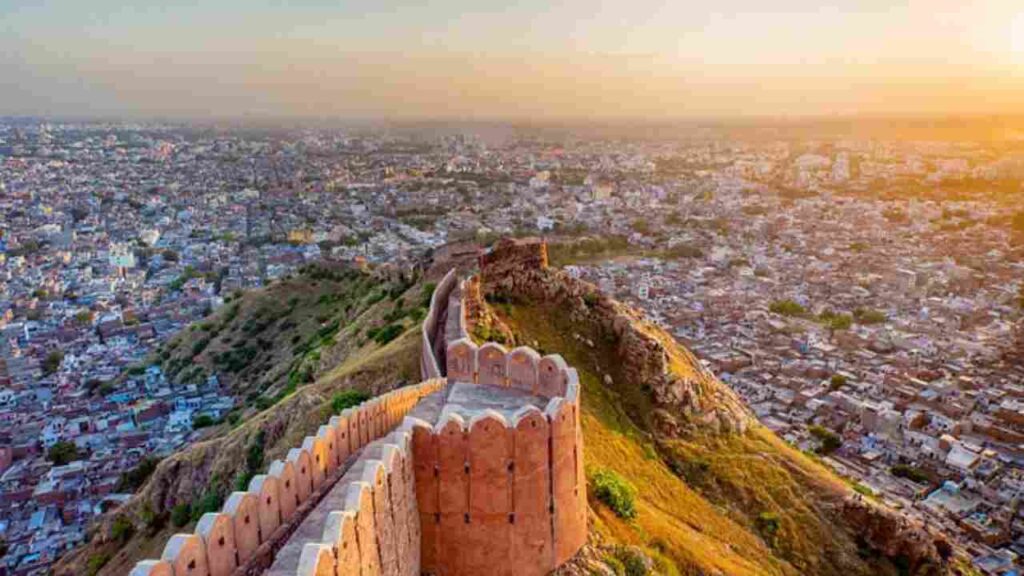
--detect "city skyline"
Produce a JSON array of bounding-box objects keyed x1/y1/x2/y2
[{"x1": 4, "y1": 0, "x2": 1024, "y2": 120}]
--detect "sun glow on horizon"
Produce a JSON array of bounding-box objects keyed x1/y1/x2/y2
[
  {"x1": 1012, "y1": 13, "x2": 1024, "y2": 56},
  {"x1": 4, "y1": 1, "x2": 1024, "y2": 118}
]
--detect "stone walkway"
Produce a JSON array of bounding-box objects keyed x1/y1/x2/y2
[{"x1": 262, "y1": 383, "x2": 548, "y2": 575}]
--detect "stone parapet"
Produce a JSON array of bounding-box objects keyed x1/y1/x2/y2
[
  {"x1": 294, "y1": 269, "x2": 586, "y2": 576},
  {"x1": 129, "y1": 379, "x2": 445, "y2": 576},
  {"x1": 421, "y1": 270, "x2": 460, "y2": 380}
]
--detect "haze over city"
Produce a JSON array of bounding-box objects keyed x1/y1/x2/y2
[
  {"x1": 5, "y1": 0, "x2": 1024, "y2": 119},
  {"x1": 5, "y1": 3, "x2": 1024, "y2": 576}
]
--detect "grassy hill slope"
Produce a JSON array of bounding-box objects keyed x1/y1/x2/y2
[
  {"x1": 476, "y1": 238, "x2": 953, "y2": 576},
  {"x1": 54, "y1": 264, "x2": 429, "y2": 576},
  {"x1": 495, "y1": 301, "x2": 886, "y2": 576}
]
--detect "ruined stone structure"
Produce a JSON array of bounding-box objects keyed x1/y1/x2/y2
[{"x1": 132, "y1": 269, "x2": 586, "y2": 576}]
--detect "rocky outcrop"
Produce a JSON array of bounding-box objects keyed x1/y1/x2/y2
[
  {"x1": 462, "y1": 275, "x2": 515, "y2": 345},
  {"x1": 478, "y1": 237, "x2": 956, "y2": 576},
  {"x1": 477, "y1": 237, "x2": 751, "y2": 435},
  {"x1": 840, "y1": 497, "x2": 952, "y2": 575}
]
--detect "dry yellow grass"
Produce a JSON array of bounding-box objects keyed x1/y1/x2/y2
[{"x1": 495, "y1": 300, "x2": 901, "y2": 576}]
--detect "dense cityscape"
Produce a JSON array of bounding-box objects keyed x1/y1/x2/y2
[{"x1": 0, "y1": 120, "x2": 1023, "y2": 574}]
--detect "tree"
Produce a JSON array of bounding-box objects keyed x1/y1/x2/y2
[
  {"x1": 809, "y1": 425, "x2": 842, "y2": 455},
  {"x1": 42, "y1": 350, "x2": 64, "y2": 375},
  {"x1": 891, "y1": 464, "x2": 929, "y2": 484},
  {"x1": 770, "y1": 299, "x2": 806, "y2": 317},
  {"x1": 47, "y1": 441, "x2": 80, "y2": 465},
  {"x1": 171, "y1": 503, "x2": 191, "y2": 527},
  {"x1": 192, "y1": 414, "x2": 216, "y2": 429}
]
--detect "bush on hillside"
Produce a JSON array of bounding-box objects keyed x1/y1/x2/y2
[
  {"x1": 111, "y1": 515, "x2": 135, "y2": 544},
  {"x1": 170, "y1": 503, "x2": 191, "y2": 527},
  {"x1": 117, "y1": 456, "x2": 161, "y2": 492},
  {"x1": 612, "y1": 547, "x2": 649, "y2": 576},
  {"x1": 809, "y1": 425, "x2": 842, "y2": 454},
  {"x1": 769, "y1": 299, "x2": 806, "y2": 317},
  {"x1": 331, "y1": 390, "x2": 370, "y2": 414},
  {"x1": 591, "y1": 468, "x2": 638, "y2": 519}
]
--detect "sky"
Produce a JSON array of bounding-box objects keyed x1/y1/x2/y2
[{"x1": 2, "y1": 0, "x2": 1024, "y2": 120}]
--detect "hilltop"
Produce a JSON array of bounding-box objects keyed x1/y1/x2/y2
[
  {"x1": 470, "y1": 238, "x2": 958, "y2": 576},
  {"x1": 55, "y1": 242, "x2": 967, "y2": 576}
]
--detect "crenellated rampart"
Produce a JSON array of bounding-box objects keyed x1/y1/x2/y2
[
  {"x1": 131, "y1": 267, "x2": 586, "y2": 576},
  {"x1": 129, "y1": 379, "x2": 445, "y2": 576},
  {"x1": 409, "y1": 339, "x2": 587, "y2": 576},
  {"x1": 420, "y1": 270, "x2": 461, "y2": 380}
]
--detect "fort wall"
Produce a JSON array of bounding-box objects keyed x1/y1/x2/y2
[
  {"x1": 421, "y1": 270, "x2": 460, "y2": 380},
  {"x1": 291, "y1": 342, "x2": 585, "y2": 576},
  {"x1": 129, "y1": 379, "x2": 445, "y2": 576},
  {"x1": 132, "y1": 266, "x2": 586, "y2": 576},
  {"x1": 414, "y1": 338, "x2": 587, "y2": 576}
]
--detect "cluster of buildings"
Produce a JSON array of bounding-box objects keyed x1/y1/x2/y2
[
  {"x1": 1, "y1": 121, "x2": 1023, "y2": 573},
  {"x1": 564, "y1": 147, "x2": 1024, "y2": 572},
  {"x1": 0, "y1": 122, "x2": 448, "y2": 574}
]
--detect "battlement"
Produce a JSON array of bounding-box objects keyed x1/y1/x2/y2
[
  {"x1": 131, "y1": 269, "x2": 586, "y2": 576},
  {"x1": 129, "y1": 380, "x2": 445, "y2": 576}
]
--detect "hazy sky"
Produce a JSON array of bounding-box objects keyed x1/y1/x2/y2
[{"x1": 3, "y1": 0, "x2": 1024, "y2": 120}]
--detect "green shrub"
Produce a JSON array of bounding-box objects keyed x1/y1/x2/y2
[
  {"x1": 648, "y1": 548, "x2": 680, "y2": 576},
  {"x1": 769, "y1": 299, "x2": 806, "y2": 317},
  {"x1": 820, "y1": 311, "x2": 852, "y2": 330},
  {"x1": 42, "y1": 349, "x2": 64, "y2": 375},
  {"x1": 191, "y1": 337, "x2": 210, "y2": 357},
  {"x1": 47, "y1": 441, "x2": 80, "y2": 465},
  {"x1": 111, "y1": 515, "x2": 135, "y2": 543},
  {"x1": 612, "y1": 546, "x2": 650, "y2": 576},
  {"x1": 87, "y1": 553, "x2": 112, "y2": 576},
  {"x1": 809, "y1": 425, "x2": 842, "y2": 454},
  {"x1": 371, "y1": 323, "x2": 404, "y2": 346},
  {"x1": 409, "y1": 307, "x2": 426, "y2": 322},
  {"x1": 191, "y1": 490, "x2": 224, "y2": 522},
  {"x1": 331, "y1": 390, "x2": 370, "y2": 414},
  {"x1": 420, "y1": 283, "x2": 437, "y2": 307},
  {"x1": 170, "y1": 503, "x2": 191, "y2": 527},
  {"x1": 604, "y1": 554, "x2": 627, "y2": 576},
  {"x1": 117, "y1": 456, "x2": 161, "y2": 492},
  {"x1": 140, "y1": 503, "x2": 166, "y2": 535},
  {"x1": 591, "y1": 469, "x2": 638, "y2": 519},
  {"x1": 853, "y1": 483, "x2": 874, "y2": 497},
  {"x1": 891, "y1": 464, "x2": 929, "y2": 484},
  {"x1": 192, "y1": 415, "x2": 216, "y2": 429}
]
